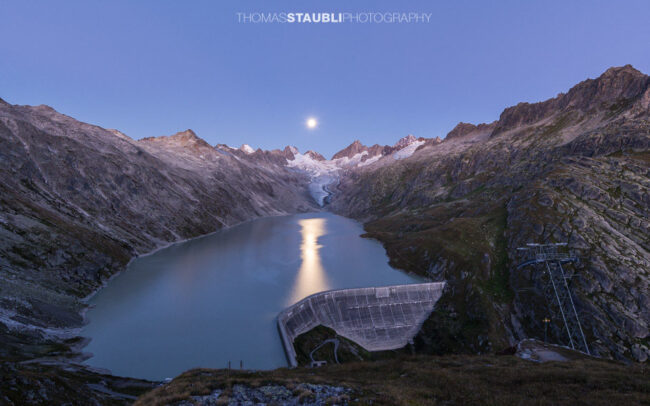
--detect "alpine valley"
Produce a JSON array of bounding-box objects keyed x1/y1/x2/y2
[{"x1": 0, "y1": 65, "x2": 649, "y2": 405}]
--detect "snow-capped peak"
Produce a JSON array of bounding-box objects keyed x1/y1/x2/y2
[
  {"x1": 393, "y1": 134, "x2": 417, "y2": 150},
  {"x1": 393, "y1": 138, "x2": 425, "y2": 160},
  {"x1": 240, "y1": 144, "x2": 255, "y2": 154}
]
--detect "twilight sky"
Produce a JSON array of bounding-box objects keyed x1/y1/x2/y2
[{"x1": 1, "y1": 0, "x2": 649, "y2": 157}]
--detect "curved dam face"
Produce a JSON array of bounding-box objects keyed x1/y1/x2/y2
[{"x1": 278, "y1": 282, "x2": 446, "y2": 367}]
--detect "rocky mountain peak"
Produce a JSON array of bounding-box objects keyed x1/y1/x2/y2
[
  {"x1": 600, "y1": 64, "x2": 645, "y2": 80},
  {"x1": 446, "y1": 123, "x2": 477, "y2": 139},
  {"x1": 305, "y1": 150, "x2": 326, "y2": 161},
  {"x1": 561, "y1": 64, "x2": 649, "y2": 110},
  {"x1": 494, "y1": 65, "x2": 650, "y2": 134},
  {"x1": 332, "y1": 140, "x2": 368, "y2": 160},
  {"x1": 140, "y1": 129, "x2": 212, "y2": 150},
  {"x1": 282, "y1": 146, "x2": 298, "y2": 160},
  {"x1": 172, "y1": 129, "x2": 199, "y2": 140},
  {"x1": 240, "y1": 144, "x2": 255, "y2": 154},
  {"x1": 393, "y1": 134, "x2": 417, "y2": 149}
]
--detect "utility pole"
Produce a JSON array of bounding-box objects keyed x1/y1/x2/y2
[{"x1": 517, "y1": 243, "x2": 589, "y2": 355}]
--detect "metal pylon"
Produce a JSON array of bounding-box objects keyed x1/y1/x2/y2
[{"x1": 517, "y1": 243, "x2": 590, "y2": 355}]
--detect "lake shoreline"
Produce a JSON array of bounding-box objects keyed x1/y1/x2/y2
[{"x1": 81, "y1": 212, "x2": 423, "y2": 380}]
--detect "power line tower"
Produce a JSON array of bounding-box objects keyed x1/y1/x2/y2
[{"x1": 517, "y1": 243, "x2": 590, "y2": 355}]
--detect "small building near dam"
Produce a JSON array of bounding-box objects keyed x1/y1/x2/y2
[{"x1": 277, "y1": 282, "x2": 446, "y2": 367}]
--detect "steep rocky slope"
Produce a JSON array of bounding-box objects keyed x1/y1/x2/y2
[
  {"x1": 0, "y1": 100, "x2": 316, "y2": 345},
  {"x1": 329, "y1": 65, "x2": 650, "y2": 361}
]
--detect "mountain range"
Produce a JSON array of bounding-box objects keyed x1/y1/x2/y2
[{"x1": 0, "y1": 65, "x2": 648, "y2": 403}]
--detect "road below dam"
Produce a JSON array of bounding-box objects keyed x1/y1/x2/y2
[
  {"x1": 81, "y1": 213, "x2": 425, "y2": 380},
  {"x1": 278, "y1": 282, "x2": 446, "y2": 367}
]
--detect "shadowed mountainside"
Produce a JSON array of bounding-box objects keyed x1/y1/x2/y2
[
  {"x1": 0, "y1": 101, "x2": 316, "y2": 348},
  {"x1": 329, "y1": 65, "x2": 650, "y2": 362}
]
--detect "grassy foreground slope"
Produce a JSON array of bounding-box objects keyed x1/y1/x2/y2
[{"x1": 136, "y1": 354, "x2": 649, "y2": 405}]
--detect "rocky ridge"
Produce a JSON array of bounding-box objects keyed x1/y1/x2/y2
[{"x1": 330, "y1": 134, "x2": 425, "y2": 163}]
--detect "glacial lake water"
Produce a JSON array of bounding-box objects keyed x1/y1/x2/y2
[{"x1": 82, "y1": 212, "x2": 422, "y2": 380}]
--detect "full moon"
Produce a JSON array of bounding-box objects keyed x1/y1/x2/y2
[{"x1": 306, "y1": 117, "x2": 318, "y2": 129}]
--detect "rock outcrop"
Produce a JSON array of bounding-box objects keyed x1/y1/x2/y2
[
  {"x1": 331, "y1": 140, "x2": 368, "y2": 160},
  {"x1": 446, "y1": 122, "x2": 496, "y2": 139},
  {"x1": 305, "y1": 150, "x2": 326, "y2": 161}
]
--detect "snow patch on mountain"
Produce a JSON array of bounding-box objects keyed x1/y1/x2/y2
[
  {"x1": 393, "y1": 134, "x2": 417, "y2": 150},
  {"x1": 393, "y1": 140, "x2": 425, "y2": 160},
  {"x1": 240, "y1": 144, "x2": 255, "y2": 154},
  {"x1": 332, "y1": 151, "x2": 371, "y2": 168},
  {"x1": 287, "y1": 151, "x2": 338, "y2": 175},
  {"x1": 358, "y1": 154, "x2": 382, "y2": 167}
]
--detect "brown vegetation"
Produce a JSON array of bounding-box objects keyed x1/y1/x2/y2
[{"x1": 136, "y1": 354, "x2": 649, "y2": 405}]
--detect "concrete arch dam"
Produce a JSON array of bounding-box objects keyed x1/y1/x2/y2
[{"x1": 277, "y1": 282, "x2": 446, "y2": 367}]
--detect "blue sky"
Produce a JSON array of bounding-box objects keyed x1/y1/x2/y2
[{"x1": 1, "y1": 0, "x2": 649, "y2": 157}]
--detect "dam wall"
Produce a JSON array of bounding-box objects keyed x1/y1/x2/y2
[{"x1": 277, "y1": 282, "x2": 446, "y2": 367}]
